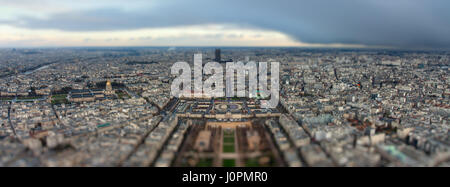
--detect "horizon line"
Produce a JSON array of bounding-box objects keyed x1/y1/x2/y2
[{"x1": 2, "y1": 46, "x2": 449, "y2": 52}]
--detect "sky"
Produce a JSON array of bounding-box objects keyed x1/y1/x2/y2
[{"x1": 0, "y1": 0, "x2": 449, "y2": 49}]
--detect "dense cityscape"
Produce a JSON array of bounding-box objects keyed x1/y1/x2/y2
[{"x1": 0, "y1": 47, "x2": 448, "y2": 167}]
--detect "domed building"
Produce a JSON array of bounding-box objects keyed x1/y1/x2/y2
[{"x1": 105, "y1": 80, "x2": 115, "y2": 95}]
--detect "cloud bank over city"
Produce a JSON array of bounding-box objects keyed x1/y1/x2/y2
[{"x1": 1, "y1": 0, "x2": 449, "y2": 49}]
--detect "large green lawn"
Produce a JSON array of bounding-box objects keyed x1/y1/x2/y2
[
  {"x1": 223, "y1": 131, "x2": 234, "y2": 136},
  {"x1": 222, "y1": 159, "x2": 236, "y2": 167},
  {"x1": 116, "y1": 90, "x2": 130, "y2": 100},
  {"x1": 51, "y1": 94, "x2": 68, "y2": 104},
  {"x1": 223, "y1": 144, "x2": 235, "y2": 153},
  {"x1": 223, "y1": 137, "x2": 234, "y2": 143},
  {"x1": 222, "y1": 130, "x2": 235, "y2": 153},
  {"x1": 52, "y1": 94, "x2": 67, "y2": 99},
  {"x1": 196, "y1": 158, "x2": 214, "y2": 167},
  {"x1": 245, "y1": 158, "x2": 260, "y2": 167}
]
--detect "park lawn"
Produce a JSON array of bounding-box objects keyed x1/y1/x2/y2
[
  {"x1": 223, "y1": 129, "x2": 235, "y2": 153},
  {"x1": 222, "y1": 159, "x2": 236, "y2": 167},
  {"x1": 223, "y1": 137, "x2": 234, "y2": 143},
  {"x1": 51, "y1": 94, "x2": 68, "y2": 104},
  {"x1": 117, "y1": 91, "x2": 130, "y2": 100},
  {"x1": 196, "y1": 158, "x2": 214, "y2": 167},
  {"x1": 52, "y1": 94, "x2": 67, "y2": 99},
  {"x1": 223, "y1": 130, "x2": 234, "y2": 136},
  {"x1": 245, "y1": 158, "x2": 260, "y2": 167},
  {"x1": 223, "y1": 144, "x2": 235, "y2": 153}
]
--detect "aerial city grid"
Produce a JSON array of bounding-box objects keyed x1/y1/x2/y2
[
  {"x1": 0, "y1": 48, "x2": 448, "y2": 167},
  {"x1": 0, "y1": 0, "x2": 449, "y2": 168}
]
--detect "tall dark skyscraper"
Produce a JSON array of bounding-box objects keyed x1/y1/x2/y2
[{"x1": 215, "y1": 49, "x2": 221, "y2": 62}]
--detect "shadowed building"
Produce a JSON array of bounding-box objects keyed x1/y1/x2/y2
[{"x1": 215, "y1": 49, "x2": 221, "y2": 62}]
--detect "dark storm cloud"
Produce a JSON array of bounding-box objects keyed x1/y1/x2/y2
[{"x1": 8, "y1": 0, "x2": 450, "y2": 49}]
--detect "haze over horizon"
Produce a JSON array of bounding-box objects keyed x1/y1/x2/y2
[{"x1": 1, "y1": 0, "x2": 450, "y2": 49}]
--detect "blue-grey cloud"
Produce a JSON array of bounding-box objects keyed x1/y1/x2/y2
[{"x1": 5, "y1": 0, "x2": 450, "y2": 49}]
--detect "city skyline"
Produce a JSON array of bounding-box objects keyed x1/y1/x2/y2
[
  {"x1": 0, "y1": 0, "x2": 449, "y2": 171},
  {"x1": 1, "y1": 0, "x2": 450, "y2": 49},
  {"x1": 1, "y1": 47, "x2": 448, "y2": 168}
]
